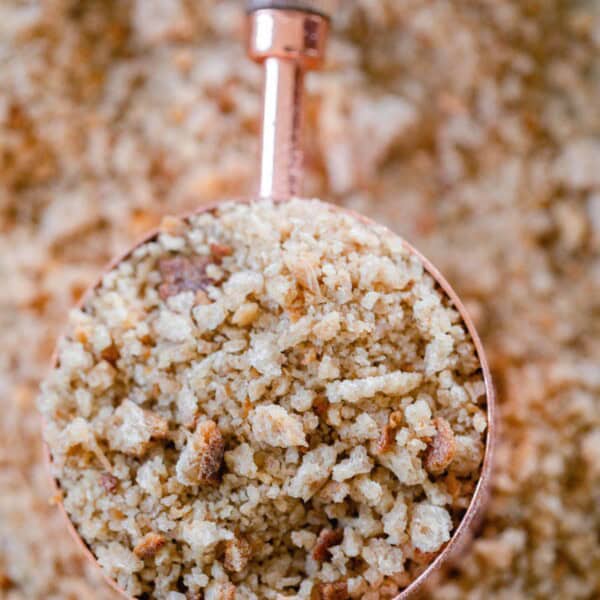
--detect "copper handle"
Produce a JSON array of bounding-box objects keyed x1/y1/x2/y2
[
  {"x1": 246, "y1": 0, "x2": 338, "y2": 19},
  {"x1": 247, "y1": 7, "x2": 329, "y2": 199}
]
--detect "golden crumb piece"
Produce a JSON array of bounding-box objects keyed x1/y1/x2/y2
[
  {"x1": 223, "y1": 536, "x2": 252, "y2": 573},
  {"x1": 312, "y1": 528, "x2": 344, "y2": 562},
  {"x1": 210, "y1": 242, "x2": 233, "y2": 258},
  {"x1": 389, "y1": 410, "x2": 403, "y2": 428},
  {"x1": 232, "y1": 302, "x2": 260, "y2": 326},
  {"x1": 424, "y1": 417, "x2": 456, "y2": 475},
  {"x1": 176, "y1": 420, "x2": 225, "y2": 486},
  {"x1": 134, "y1": 533, "x2": 167, "y2": 559},
  {"x1": 100, "y1": 344, "x2": 120, "y2": 365}
]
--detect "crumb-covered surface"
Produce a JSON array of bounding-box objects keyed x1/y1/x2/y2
[
  {"x1": 39, "y1": 199, "x2": 487, "y2": 599},
  {"x1": 1, "y1": 1, "x2": 599, "y2": 599}
]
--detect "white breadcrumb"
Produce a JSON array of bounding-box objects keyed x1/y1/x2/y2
[
  {"x1": 326, "y1": 371, "x2": 423, "y2": 404},
  {"x1": 410, "y1": 503, "x2": 453, "y2": 553},
  {"x1": 107, "y1": 400, "x2": 168, "y2": 457},
  {"x1": 249, "y1": 404, "x2": 307, "y2": 448},
  {"x1": 332, "y1": 446, "x2": 373, "y2": 482}
]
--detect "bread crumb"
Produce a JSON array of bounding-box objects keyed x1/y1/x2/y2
[
  {"x1": 223, "y1": 536, "x2": 251, "y2": 573},
  {"x1": 424, "y1": 417, "x2": 456, "y2": 475},
  {"x1": 100, "y1": 473, "x2": 119, "y2": 494},
  {"x1": 107, "y1": 401, "x2": 168, "y2": 457},
  {"x1": 327, "y1": 371, "x2": 422, "y2": 404},
  {"x1": 287, "y1": 444, "x2": 338, "y2": 501},
  {"x1": 158, "y1": 256, "x2": 212, "y2": 300},
  {"x1": 410, "y1": 503, "x2": 452, "y2": 553},
  {"x1": 249, "y1": 404, "x2": 307, "y2": 448},
  {"x1": 133, "y1": 533, "x2": 167, "y2": 559},
  {"x1": 313, "y1": 528, "x2": 344, "y2": 562},
  {"x1": 317, "y1": 581, "x2": 349, "y2": 600},
  {"x1": 332, "y1": 446, "x2": 373, "y2": 482},
  {"x1": 313, "y1": 311, "x2": 341, "y2": 341},
  {"x1": 176, "y1": 420, "x2": 225, "y2": 486}
]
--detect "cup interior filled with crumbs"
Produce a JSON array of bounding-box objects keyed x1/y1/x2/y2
[{"x1": 39, "y1": 198, "x2": 493, "y2": 600}]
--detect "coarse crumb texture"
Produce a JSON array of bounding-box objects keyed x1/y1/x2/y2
[
  {"x1": 1, "y1": 1, "x2": 600, "y2": 599},
  {"x1": 39, "y1": 199, "x2": 488, "y2": 599}
]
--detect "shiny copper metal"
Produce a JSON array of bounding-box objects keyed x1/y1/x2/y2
[
  {"x1": 42, "y1": 4, "x2": 495, "y2": 600},
  {"x1": 247, "y1": 0, "x2": 339, "y2": 19},
  {"x1": 247, "y1": 8, "x2": 328, "y2": 198}
]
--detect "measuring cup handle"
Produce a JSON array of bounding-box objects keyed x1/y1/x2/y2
[{"x1": 246, "y1": 5, "x2": 330, "y2": 199}]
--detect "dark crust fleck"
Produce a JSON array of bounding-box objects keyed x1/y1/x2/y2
[
  {"x1": 312, "y1": 528, "x2": 344, "y2": 562},
  {"x1": 158, "y1": 256, "x2": 213, "y2": 300}
]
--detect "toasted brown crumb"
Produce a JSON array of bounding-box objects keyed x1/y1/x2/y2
[
  {"x1": 318, "y1": 581, "x2": 349, "y2": 600},
  {"x1": 312, "y1": 528, "x2": 344, "y2": 562},
  {"x1": 176, "y1": 420, "x2": 225, "y2": 486},
  {"x1": 100, "y1": 344, "x2": 120, "y2": 365},
  {"x1": 424, "y1": 417, "x2": 456, "y2": 475},
  {"x1": 312, "y1": 396, "x2": 329, "y2": 418},
  {"x1": 219, "y1": 583, "x2": 236, "y2": 600},
  {"x1": 223, "y1": 536, "x2": 252, "y2": 573},
  {"x1": 133, "y1": 533, "x2": 167, "y2": 559},
  {"x1": 158, "y1": 256, "x2": 212, "y2": 300},
  {"x1": 210, "y1": 242, "x2": 233, "y2": 258},
  {"x1": 0, "y1": 572, "x2": 13, "y2": 590},
  {"x1": 100, "y1": 472, "x2": 119, "y2": 493}
]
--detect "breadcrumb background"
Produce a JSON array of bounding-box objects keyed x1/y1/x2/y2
[{"x1": 0, "y1": 1, "x2": 599, "y2": 599}]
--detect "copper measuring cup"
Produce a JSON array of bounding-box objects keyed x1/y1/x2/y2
[{"x1": 43, "y1": 1, "x2": 496, "y2": 598}]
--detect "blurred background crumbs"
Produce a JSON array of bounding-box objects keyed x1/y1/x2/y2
[{"x1": 0, "y1": 1, "x2": 599, "y2": 598}]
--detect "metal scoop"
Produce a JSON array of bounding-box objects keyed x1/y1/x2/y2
[{"x1": 44, "y1": 1, "x2": 495, "y2": 598}]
